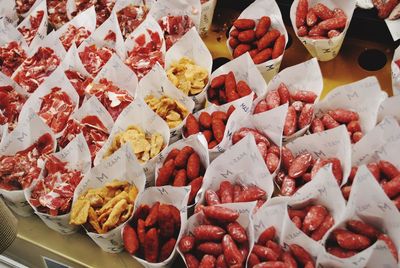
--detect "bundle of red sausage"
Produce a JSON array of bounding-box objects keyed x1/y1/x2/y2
[
  {"x1": 229, "y1": 17, "x2": 285, "y2": 63},
  {"x1": 123, "y1": 202, "x2": 181, "y2": 263},
  {"x1": 295, "y1": 0, "x2": 347, "y2": 39},
  {"x1": 156, "y1": 146, "x2": 204, "y2": 204}
]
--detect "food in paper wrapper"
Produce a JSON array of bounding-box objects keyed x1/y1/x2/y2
[
  {"x1": 288, "y1": 204, "x2": 334, "y2": 241},
  {"x1": 277, "y1": 146, "x2": 343, "y2": 196},
  {"x1": 47, "y1": 0, "x2": 69, "y2": 28},
  {"x1": 204, "y1": 181, "x2": 267, "y2": 208},
  {"x1": 325, "y1": 219, "x2": 398, "y2": 261},
  {"x1": 295, "y1": 1, "x2": 347, "y2": 39},
  {"x1": 228, "y1": 17, "x2": 285, "y2": 63},
  {"x1": 59, "y1": 25, "x2": 92, "y2": 51},
  {"x1": 232, "y1": 127, "x2": 280, "y2": 174},
  {"x1": 156, "y1": 146, "x2": 204, "y2": 204},
  {"x1": 69, "y1": 179, "x2": 138, "y2": 234},
  {"x1": 254, "y1": 82, "x2": 317, "y2": 137},
  {"x1": 158, "y1": 15, "x2": 195, "y2": 50},
  {"x1": 179, "y1": 206, "x2": 249, "y2": 267},
  {"x1": 85, "y1": 78, "x2": 133, "y2": 120},
  {"x1": 59, "y1": 115, "x2": 109, "y2": 162},
  {"x1": 342, "y1": 160, "x2": 400, "y2": 210},
  {"x1": 13, "y1": 47, "x2": 61, "y2": 93},
  {"x1": 79, "y1": 44, "x2": 114, "y2": 77},
  {"x1": 124, "y1": 29, "x2": 164, "y2": 80},
  {"x1": 208, "y1": 72, "x2": 254, "y2": 105},
  {"x1": 167, "y1": 57, "x2": 209, "y2": 96},
  {"x1": 183, "y1": 106, "x2": 235, "y2": 149},
  {"x1": 64, "y1": 69, "x2": 93, "y2": 106},
  {"x1": 0, "y1": 84, "x2": 27, "y2": 131},
  {"x1": 248, "y1": 225, "x2": 316, "y2": 267},
  {"x1": 310, "y1": 108, "x2": 362, "y2": 143},
  {"x1": 123, "y1": 202, "x2": 181, "y2": 262},
  {"x1": 117, "y1": 4, "x2": 149, "y2": 39},
  {"x1": 144, "y1": 95, "x2": 189, "y2": 129},
  {"x1": 37, "y1": 87, "x2": 74, "y2": 134},
  {"x1": 29, "y1": 155, "x2": 84, "y2": 216},
  {"x1": 16, "y1": 0, "x2": 36, "y2": 15},
  {"x1": 372, "y1": 0, "x2": 399, "y2": 19},
  {"x1": 18, "y1": 10, "x2": 45, "y2": 46},
  {"x1": 0, "y1": 133, "x2": 54, "y2": 191},
  {"x1": 71, "y1": 0, "x2": 116, "y2": 28},
  {"x1": 0, "y1": 41, "x2": 27, "y2": 77},
  {"x1": 104, "y1": 125, "x2": 164, "y2": 163}
]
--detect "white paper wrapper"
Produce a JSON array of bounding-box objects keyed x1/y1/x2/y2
[
  {"x1": 0, "y1": 113, "x2": 56, "y2": 216},
  {"x1": 184, "y1": 96, "x2": 251, "y2": 160},
  {"x1": 94, "y1": 99, "x2": 170, "y2": 185},
  {"x1": 207, "y1": 53, "x2": 267, "y2": 109},
  {"x1": 129, "y1": 185, "x2": 190, "y2": 268},
  {"x1": 378, "y1": 95, "x2": 400, "y2": 123},
  {"x1": 0, "y1": 0, "x2": 19, "y2": 25},
  {"x1": 352, "y1": 116, "x2": 400, "y2": 167},
  {"x1": 124, "y1": 14, "x2": 166, "y2": 80},
  {"x1": 77, "y1": 11, "x2": 126, "y2": 64},
  {"x1": 392, "y1": 46, "x2": 400, "y2": 95},
  {"x1": 17, "y1": 0, "x2": 42, "y2": 18},
  {"x1": 356, "y1": 0, "x2": 374, "y2": 9},
  {"x1": 386, "y1": 15, "x2": 400, "y2": 41},
  {"x1": 54, "y1": 6, "x2": 96, "y2": 50},
  {"x1": 227, "y1": 0, "x2": 288, "y2": 82},
  {"x1": 199, "y1": 0, "x2": 217, "y2": 36},
  {"x1": 0, "y1": 19, "x2": 29, "y2": 53},
  {"x1": 178, "y1": 202, "x2": 256, "y2": 267},
  {"x1": 165, "y1": 27, "x2": 212, "y2": 111},
  {"x1": 281, "y1": 166, "x2": 346, "y2": 260},
  {"x1": 138, "y1": 63, "x2": 195, "y2": 143},
  {"x1": 72, "y1": 144, "x2": 146, "y2": 253},
  {"x1": 25, "y1": 133, "x2": 91, "y2": 234},
  {"x1": 149, "y1": 0, "x2": 202, "y2": 31},
  {"x1": 252, "y1": 58, "x2": 323, "y2": 141},
  {"x1": 315, "y1": 76, "x2": 388, "y2": 133},
  {"x1": 252, "y1": 197, "x2": 289, "y2": 244},
  {"x1": 18, "y1": 68, "x2": 80, "y2": 137},
  {"x1": 154, "y1": 133, "x2": 209, "y2": 205},
  {"x1": 197, "y1": 135, "x2": 274, "y2": 206},
  {"x1": 290, "y1": 0, "x2": 356, "y2": 61},
  {"x1": 58, "y1": 43, "x2": 91, "y2": 80},
  {"x1": 17, "y1": 0, "x2": 48, "y2": 48},
  {"x1": 285, "y1": 125, "x2": 352, "y2": 187},
  {"x1": 317, "y1": 165, "x2": 400, "y2": 267}
]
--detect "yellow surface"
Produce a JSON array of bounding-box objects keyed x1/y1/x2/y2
[{"x1": 4, "y1": 21, "x2": 395, "y2": 268}]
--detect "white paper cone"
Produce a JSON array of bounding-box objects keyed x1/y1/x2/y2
[
  {"x1": 197, "y1": 135, "x2": 274, "y2": 206},
  {"x1": 94, "y1": 99, "x2": 170, "y2": 185},
  {"x1": 378, "y1": 95, "x2": 400, "y2": 123},
  {"x1": 25, "y1": 133, "x2": 91, "y2": 234},
  {"x1": 285, "y1": 125, "x2": 352, "y2": 187},
  {"x1": 392, "y1": 46, "x2": 400, "y2": 95},
  {"x1": 0, "y1": 20, "x2": 29, "y2": 54},
  {"x1": 199, "y1": 0, "x2": 217, "y2": 36},
  {"x1": 165, "y1": 27, "x2": 212, "y2": 111},
  {"x1": 290, "y1": 0, "x2": 356, "y2": 61},
  {"x1": 72, "y1": 144, "x2": 146, "y2": 253},
  {"x1": 281, "y1": 166, "x2": 346, "y2": 259},
  {"x1": 0, "y1": 0, "x2": 19, "y2": 25},
  {"x1": 17, "y1": 0, "x2": 41, "y2": 18},
  {"x1": 316, "y1": 76, "x2": 388, "y2": 133},
  {"x1": 317, "y1": 165, "x2": 400, "y2": 267},
  {"x1": 0, "y1": 113, "x2": 56, "y2": 216},
  {"x1": 227, "y1": 0, "x2": 288, "y2": 82},
  {"x1": 129, "y1": 185, "x2": 190, "y2": 268},
  {"x1": 138, "y1": 63, "x2": 195, "y2": 143}
]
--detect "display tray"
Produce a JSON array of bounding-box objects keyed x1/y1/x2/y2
[{"x1": 3, "y1": 9, "x2": 395, "y2": 268}]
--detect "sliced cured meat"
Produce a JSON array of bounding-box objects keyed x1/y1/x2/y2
[
  {"x1": 13, "y1": 47, "x2": 61, "y2": 93},
  {"x1": 78, "y1": 44, "x2": 114, "y2": 76},
  {"x1": 125, "y1": 30, "x2": 164, "y2": 80},
  {"x1": 71, "y1": 0, "x2": 116, "y2": 27},
  {"x1": 117, "y1": 4, "x2": 149, "y2": 39},
  {"x1": 0, "y1": 133, "x2": 54, "y2": 190},
  {"x1": 85, "y1": 78, "x2": 133, "y2": 120},
  {"x1": 158, "y1": 15, "x2": 194, "y2": 50},
  {"x1": 64, "y1": 69, "x2": 92, "y2": 106},
  {"x1": 0, "y1": 41, "x2": 27, "y2": 77},
  {"x1": 47, "y1": 0, "x2": 69, "y2": 28},
  {"x1": 0, "y1": 85, "x2": 27, "y2": 131},
  {"x1": 18, "y1": 10, "x2": 45, "y2": 46},
  {"x1": 16, "y1": 0, "x2": 36, "y2": 14},
  {"x1": 38, "y1": 87, "x2": 74, "y2": 133},
  {"x1": 59, "y1": 25, "x2": 91, "y2": 51}
]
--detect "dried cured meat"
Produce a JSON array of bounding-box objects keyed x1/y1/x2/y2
[
  {"x1": 59, "y1": 25, "x2": 91, "y2": 51},
  {"x1": 158, "y1": 15, "x2": 194, "y2": 50},
  {"x1": 16, "y1": 0, "x2": 36, "y2": 15},
  {"x1": 64, "y1": 69, "x2": 92, "y2": 106},
  {"x1": 78, "y1": 44, "x2": 114, "y2": 76},
  {"x1": 47, "y1": 0, "x2": 69, "y2": 28},
  {"x1": 117, "y1": 4, "x2": 149, "y2": 39},
  {"x1": 0, "y1": 84, "x2": 27, "y2": 131},
  {"x1": 0, "y1": 41, "x2": 27, "y2": 77},
  {"x1": 71, "y1": 0, "x2": 116, "y2": 28},
  {"x1": 18, "y1": 10, "x2": 44, "y2": 45}
]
